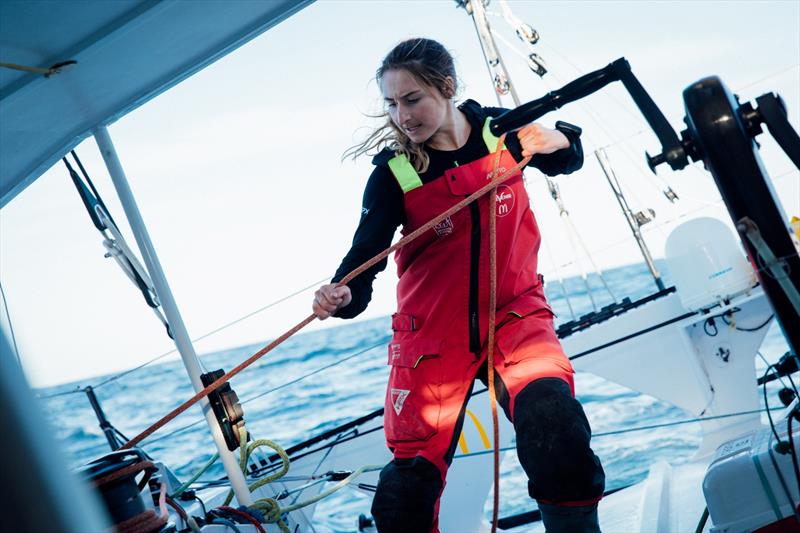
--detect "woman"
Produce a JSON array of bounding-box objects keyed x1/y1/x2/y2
[{"x1": 312, "y1": 38, "x2": 605, "y2": 533}]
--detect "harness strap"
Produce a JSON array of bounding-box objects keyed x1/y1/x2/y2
[
  {"x1": 387, "y1": 154, "x2": 423, "y2": 193},
  {"x1": 482, "y1": 116, "x2": 506, "y2": 153},
  {"x1": 388, "y1": 117, "x2": 507, "y2": 193}
]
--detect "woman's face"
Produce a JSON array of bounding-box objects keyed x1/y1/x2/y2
[{"x1": 381, "y1": 68, "x2": 450, "y2": 144}]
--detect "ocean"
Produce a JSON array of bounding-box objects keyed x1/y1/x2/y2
[{"x1": 38, "y1": 261, "x2": 789, "y2": 532}]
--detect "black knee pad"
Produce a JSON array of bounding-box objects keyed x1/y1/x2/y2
[
  {"x1": 370, "y1": 456, "x2": 443, "y2": 533},
  {"x1": 513, "y1": 378, "x2": 605, "y2": 502}
]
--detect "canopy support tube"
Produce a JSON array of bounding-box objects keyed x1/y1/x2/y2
[{"x1": 92, "y1": 126, "x2": 253, "y2": 506}]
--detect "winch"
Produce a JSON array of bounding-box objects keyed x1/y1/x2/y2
[{"x1": 79, "y1": 448, "x2": 168, "y2": 532}]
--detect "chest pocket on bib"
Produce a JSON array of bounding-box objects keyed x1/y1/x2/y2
[
  {"x1": 444, "y1": 165, "x2": 482, "y2": 196},
  {"x1": 384, "y1": 338, "x2": 442, "y2": 443}
]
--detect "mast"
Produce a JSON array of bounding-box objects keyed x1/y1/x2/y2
[
  {"x1": 464, "y1": 0, "x2": 520, "y2": 106},
  {"x1": 595, "y1": 148, "x2": 665, "y2": 291},
  {"x1": 460, "y1": 0, "x2": 618, "y2": 306},
  {"x1": 92, "y1": 126, "x2": 253, "y2": 506}
]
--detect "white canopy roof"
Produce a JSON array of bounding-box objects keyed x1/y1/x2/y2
[{"x1": 0, "y1": 0, "x2": 313, "y2": 208}]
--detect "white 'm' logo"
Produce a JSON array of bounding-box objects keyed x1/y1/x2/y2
[
  {"x1": 495, "y1": 185, "x2": 515, "y2": 217},
  {"x1": 390, "y1": 388, "x2": 410, "y2": 415}
]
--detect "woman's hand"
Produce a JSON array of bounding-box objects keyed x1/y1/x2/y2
[
  {"x1": 312, "y1": 283, "x2": 352, "y2": 320},
  {"x1": 518, "y1": 123, "x2": 570, "y2": 157}
]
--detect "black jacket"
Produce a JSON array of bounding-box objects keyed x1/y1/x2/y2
[{"x1": 332, "y1": 99, "x2": 584, "y2": 318}]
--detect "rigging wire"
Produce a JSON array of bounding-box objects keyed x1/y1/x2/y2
[
  {"x1": 472, "y1": 16, "x2": 618, "y2": 309},
  {"x1": 491, "y1": 20, "x2": 799, "y2": 274},
  {"x1": 37, "y1": 385, "x2": 87, "y2": 399},
  {"x1": 91, "y1": 275, "x2": 332, "y2": 390},
  {"x1": 454, "y1": 404, "x2": 788, "y2": 460},
  {"x1": 734, "y1": 63, "x2": 800, "y2": 92},
  {"x1": 0, "y1": 278, "x2": 22, "y2": 367},
  {"x1": 185, "y1": 403, "x2": 790, "y2": 491},
  {"x1": 533, "y1": 167, "x2": 795, "y2": 279},
  {"x1": 36, "y1": 274, "x2": 333, "y2": 399},
  {"x1": 498, "y1": 29, "x2": 671, "y2": 211},
  {"x1": 238, "y1": 340, "x2": 387, "y2": 406},
  {"x1": 146, "y1": 340, "x2": 386, "y2": 446}
]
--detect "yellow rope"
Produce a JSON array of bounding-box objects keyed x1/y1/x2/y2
[
  {"x1": 223, "y1": 427, "x2": 290, "y2": 506},
  {"x1": 219, "y1": 425, "x2": 383, "y2": 532},
  {"x1": 278, "y1": 464, "x2": 384, "y2": 514},
  {"x1": 170, "y1": 452, "x2": 219, "y2": 498}
]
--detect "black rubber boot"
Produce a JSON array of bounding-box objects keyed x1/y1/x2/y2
[{"x1": 538, "y1": 502, "x2": 602, "y2": 533}]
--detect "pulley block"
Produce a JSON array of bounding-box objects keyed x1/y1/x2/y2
[{"x1": 201, "y1": 369, "x2": 246, "y2": 451}]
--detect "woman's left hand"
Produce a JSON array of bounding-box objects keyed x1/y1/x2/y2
[{"x1": 518, "y1": 123, "x2": 570, "y2": 157}]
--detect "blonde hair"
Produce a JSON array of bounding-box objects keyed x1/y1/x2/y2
[{"x1": 343, "y1": 38, "x2": 457, "y2": 173}]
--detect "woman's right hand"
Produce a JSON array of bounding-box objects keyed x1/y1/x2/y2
[{"x1": 312, "y1": 284, "x2": 352, "y2": 320}]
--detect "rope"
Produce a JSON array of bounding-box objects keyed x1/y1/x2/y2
[
  {"x1": 487, "y1": 136, "x2": 505, "y2": 533},
  {"x1": 276, "y1": 463, "x2": 384, "y2": 513},
  {"x1": 734, "y1": 63, "x2": 800, "y2": 92},
  {"x1": 120, "y1": 155, "x2": 531, "y2": 450},
  {"x1": 223, "y1": 427, "x2": 290, "y2": 507},
  {"x1": 170, "y1": 452, "x2": 220, "y2": 498},
  {"x1": 209, "y1": 426, "x2": 383, "y2": 533},
  {"x1": 93, "y1": 459, "x2": 157, "y2": 489},
  {"x1": 217, "y1": 506, "x2": 266, "y2": 533},
  {"x1": 146, "y1": 341, "x2": 386, "y2": 447},
  {"x1": 93, "y1": 275, "x2": 331, "y2": 390},
  {"x1": 37, "y1": 275, "x2": 332, "y2": 398}
]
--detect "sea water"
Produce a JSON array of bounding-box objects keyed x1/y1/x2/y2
[{"x1": 38, "y1": 261, "x2": 790, "y2": 532}]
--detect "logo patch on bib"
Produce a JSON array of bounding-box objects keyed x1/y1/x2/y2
[
  {"x1": 496, "y1": 185, "x2": 515, "y2": 217},
  {"x1": 433, "y1": 216, "x2": 454, "y2": 236},
  {"x1": 390, "y1": 388, "x2": 410, "y2": 415}
]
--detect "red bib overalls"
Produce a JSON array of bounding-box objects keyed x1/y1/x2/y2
[{"x1": 382, "y1": 119, "x2": 575, "y2": 530}]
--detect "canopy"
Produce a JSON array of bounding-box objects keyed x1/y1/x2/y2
[{"x1": 0, "y1": 0, "x2": 313, "y2": 208}]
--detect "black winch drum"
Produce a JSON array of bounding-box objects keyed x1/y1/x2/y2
[{"x1": 78, "y1": 448, "x2": 156, "y2": 526}]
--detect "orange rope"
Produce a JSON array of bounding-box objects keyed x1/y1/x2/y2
[
  {"x1": 487, "y1": 135, "x2": 506, "y2": 533},
  {"x1": 121, "y1": 153, "x2": 531, "y2": 451}
]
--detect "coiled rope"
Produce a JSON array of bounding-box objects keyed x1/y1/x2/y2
[{"x1": 170, "y1": 425, "x2": 384, "y2": 532}]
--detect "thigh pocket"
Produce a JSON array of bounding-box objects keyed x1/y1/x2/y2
[
  {"x1": 496, "y1": 307, "x2": 572, "y2": 372},
  {"x1": 384, "y1": 338, "x2": 443, "y2": 443}
]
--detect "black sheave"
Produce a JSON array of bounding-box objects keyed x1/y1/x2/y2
[{"x1": 332, "y1": 99, "x2": 584, "y2": 318}]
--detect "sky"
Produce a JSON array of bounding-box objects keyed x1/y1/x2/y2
[{"x1": 1, "y1": 0, "x2": 799, "y2": 387}]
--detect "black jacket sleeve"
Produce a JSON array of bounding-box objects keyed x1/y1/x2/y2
[
  {"x1": 482, "y1": 104, "x2": 584, "y2": 176},
  {"x1": 331, "y1": 164, "x2": 402, "y2": 318}
]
